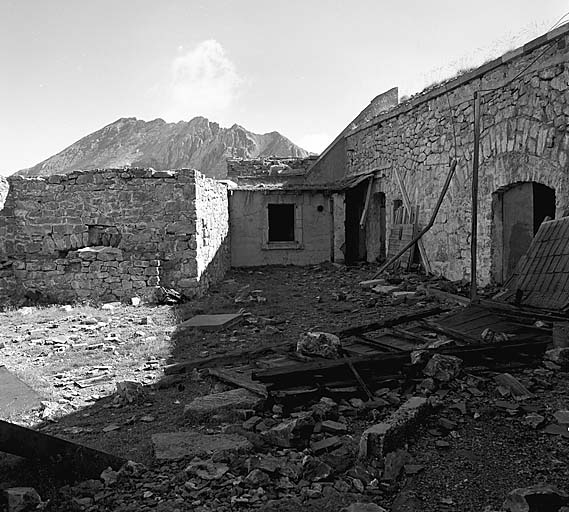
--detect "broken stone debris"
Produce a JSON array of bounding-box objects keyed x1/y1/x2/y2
[
  {"x1": 359, "y1": 396, "x2": 430, "y2": 460},
  {"x1": 184, "y1": 388, "x2": 263, "y2": 420},
  {"x1": 297, "y1": 331, "x2": 342, "y2": 359},
  {"x1": 502, "y1": 484, "x2": 569, "y2": 512},
  {"x1": 423, "y1": 354, "x2": 462, "y2": 382},
  {"x1": 3, "y1": 488, "x2": 44, "y2": 512}
]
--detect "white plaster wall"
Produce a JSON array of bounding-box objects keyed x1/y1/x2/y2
[{"x1": 230, "y1": 190, "x2": 333, "y2": 266}]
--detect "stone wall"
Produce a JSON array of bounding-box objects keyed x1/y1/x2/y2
[
  {"x1": 345, "y1": 27, "x2": 569, "y2": 283},
  {"x1": 227, "y1": 156, "x2": 317, "y2": 179},
  {"x1": 0, "y1": 168, "x2": 229, "y2": 303}
]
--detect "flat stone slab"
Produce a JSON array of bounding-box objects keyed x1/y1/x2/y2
[
  {"x1": 184, "y1": 388, "x2": 263, "y2": 419},
  {"x1": 152, "y1": 431, "x2": 253, "y2": 461},
  {"x1": 0, "y1": 366, "x2": 41, "y2": 417},
  {"x1": 179, "y1": 313, "x2": 243, "y2": 331}
]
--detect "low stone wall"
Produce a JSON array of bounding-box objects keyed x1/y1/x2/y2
[
  {"x1": 0, "y1": 168, "x2": 229, "y2": 304},
  {"x1": 227, "y1": 156, "x2": 317, "y2": 180}
]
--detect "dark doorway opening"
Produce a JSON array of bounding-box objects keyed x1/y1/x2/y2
[
  {"x1": 345, "y1": 181, "x2": 368, "y2": 263},
  {"x1": 492, "y1": 182, "x2": 555, "y2": 283}
]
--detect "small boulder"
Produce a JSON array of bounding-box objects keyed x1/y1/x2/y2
[
  {"x1": 423, "y1": 354, "x2": 462, "y2": 382},
  {"x1": 503, "y1": 484, "x2": 569, "y2": 512},
  {"x1": 297, "y1": 332, "x2": 341, "y2": 359},
  {"x1": 4, "y1": 488, "x2": 43, "y2": 512},
  {"x1": 545, "y1": 348, "x2": 569, "y2": 367}
]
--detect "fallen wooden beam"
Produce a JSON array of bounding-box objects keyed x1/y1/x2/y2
[
  {"x1": 0, "y1": 420, "x2": 125, "y2": 479},
  {"x1": 344, "y1": 357, "x2": 374, "y2": 400},
  {"x1": 419, "y1": 320, "x2": 481, "y2": 345},
  {"x1": 164, "y1": 340, "x2": 294, "y2": 375},
  {"x1": 253, "y1": 337, "x2": 550, "y2": 391},
  {"x1": 425, "y1": 287, "x2": 470, "y2": 306},
  {"x1": 337, "y1": 307, "x2": 446, "y2": 338},
  {"x1": 208, "y1": 368, "x2": 268, "y2": 397}
]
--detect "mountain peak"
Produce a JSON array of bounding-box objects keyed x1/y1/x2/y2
[{"x1": 16, "y1": 117, "x2": 309, "y2": 179}]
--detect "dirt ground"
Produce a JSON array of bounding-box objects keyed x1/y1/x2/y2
[{"x1": 0, "y1": 262, "x2": 568, "y2": 511}]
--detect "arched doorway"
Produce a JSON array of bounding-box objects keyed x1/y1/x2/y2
[{"x1": 492, "y1": 182, "x2": 555, "y2": 283}]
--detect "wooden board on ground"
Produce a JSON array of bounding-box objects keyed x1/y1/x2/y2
[
  {"x1": 0, "y1": 366, "x2": 42, "y2": 417},
  {"x1": 179, "y1": 313, "x2": 244, "y2": 331},
  {"x1": 0, "y1": 419, "x2": 124, "y2": 478},
  {"x1": 208, "y1": 367, "x2": 268, "y2": 397}
]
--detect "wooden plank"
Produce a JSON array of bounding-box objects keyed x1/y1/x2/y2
[
  {"x1": 419, "y1": 320, "x2": 481, "y2": 345},
  {"x1": 0, "y1": 419, "x2": 125, "y2": 479},
  {"x1": 253, "y1": 337, "x2": 550, "y2": 388},
  {"x1": 344, "y1": 358, "x2": 374, "y2": 400},
  {"x1": 337, "y1": 306, "x2": 446, "y2": 338},
  {"x1": 164, "y1": 340, "x2": 294, "y2": 375},
  {"x1": 208, "y1": 368, "x2": 267, "y2": 397}
]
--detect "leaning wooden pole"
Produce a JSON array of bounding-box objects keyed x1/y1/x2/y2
[
  {"x1": 368, "y1": 159, "x2": 458, "y2": 280},
  {"x1": 470, "y1": 92, "x2": 481, "y2": 302}
]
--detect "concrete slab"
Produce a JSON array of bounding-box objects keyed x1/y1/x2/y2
[
  {"x1": 179, "y1": 313, "x2": 243, "y2": 331},
  {"x1": 152, "y1": 431, "x2": 253, "y2": 461},
  {"x1": 184, "y1": 388, "x2": 263, "y2": 419},
  {"x1": 0, "y1": 366, "x2": 41, "y2": 417}
]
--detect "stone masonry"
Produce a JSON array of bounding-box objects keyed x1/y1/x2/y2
[
  {"x1": 344, "y1": 27, "x2": 569, "y2": 284},
  {"x1": 0, "y1": 168, "x2": 229, "y2": 303}
]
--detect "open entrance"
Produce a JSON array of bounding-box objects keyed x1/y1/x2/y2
[
  {"x1": 492, "y1": 182, "x2": 555, "y2": 283},
  {"x1": 345, "y1": 181, "x2": 369, "y2": 263},
  {"x1": 345, "y1": 180, "x2": 386, "y2": 264}
]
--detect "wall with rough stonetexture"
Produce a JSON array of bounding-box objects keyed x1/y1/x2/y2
[
  {"x1": 194, "y1": 171, "x2": 230, "y2": 293},
  {"x1": 0, "y1": 168, "x2": 229, "y2": 303},
  {"x1": 229, "y1": 189, "x2": 333, "y2": 266},
  {"x1": 345, "y1": 28, "x2": 569, "y2": 283}
]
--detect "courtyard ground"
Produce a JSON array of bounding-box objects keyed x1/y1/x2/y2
[{"x1": 0, "y1": 262, "x2": 567, "y2": 511}]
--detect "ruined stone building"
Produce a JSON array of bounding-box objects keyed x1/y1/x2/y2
[{"x1": 0, "y1": 25, "x2": 567, "y2": 303}]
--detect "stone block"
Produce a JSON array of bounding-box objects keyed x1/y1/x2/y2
[
  {"x1": 359, "y1": 396, "x2": 430, "y2": 460},
  {"x1": 184, "y1": 388, "x2": 263, "y2": 420}
]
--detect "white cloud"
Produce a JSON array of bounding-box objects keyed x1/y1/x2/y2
[
  {"x1": 298, "y1": 132, "x2": 332, "y2": 154},
  {"x1": 165, "y1": 40, "x2": 242, "y2": 119}
]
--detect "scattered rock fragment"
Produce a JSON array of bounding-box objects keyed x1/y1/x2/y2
[
  {"x1": 544, "y1": 348, "x2": 569, "y2": 367},
  {"x1": 311, "y1": 435, "x2": 343, "y2": 454},
  {"x1": 262, "y1": 415, "x2": 315, "y2": 448},
  {"x1": 382, "y1": 449, "x2": 411, "y2": 481},
  {"x1": 423, "y1": 354, "x2": 462, "y2": 382},
  {"x1": 523, "y1": 413, "x2": 545, "y2": 429},
  {"x1": 297, "y1": 331, "x2": 342, "y2": 359},
  {"x1": 359, "y1": 396, "x2": 430, "y2": 460},
  {"x1": 503, "y1": 484, "x2": 569, "y2": 512},
  {"x1": 184, "y1": 388, "x2": 263, "y2": 420},
  {"x1": 3, "y1": 487, "x2": 43, "y2": 512}
]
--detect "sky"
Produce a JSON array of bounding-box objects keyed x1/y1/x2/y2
[{"x1": 0, "y1": 0, "x2": 567, "y2": 175}]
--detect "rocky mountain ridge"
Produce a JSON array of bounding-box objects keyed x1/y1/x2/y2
[{"x1": 17, "y1": 117, "x2": 309, "y2": 179}]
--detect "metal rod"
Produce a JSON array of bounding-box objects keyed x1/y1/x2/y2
[
  {"x1": 369, "y1": 159, "x2": 458, "y2": 279},
  {"x1": 470, "y1": 92, "x2": 481, "y2": 302}
]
